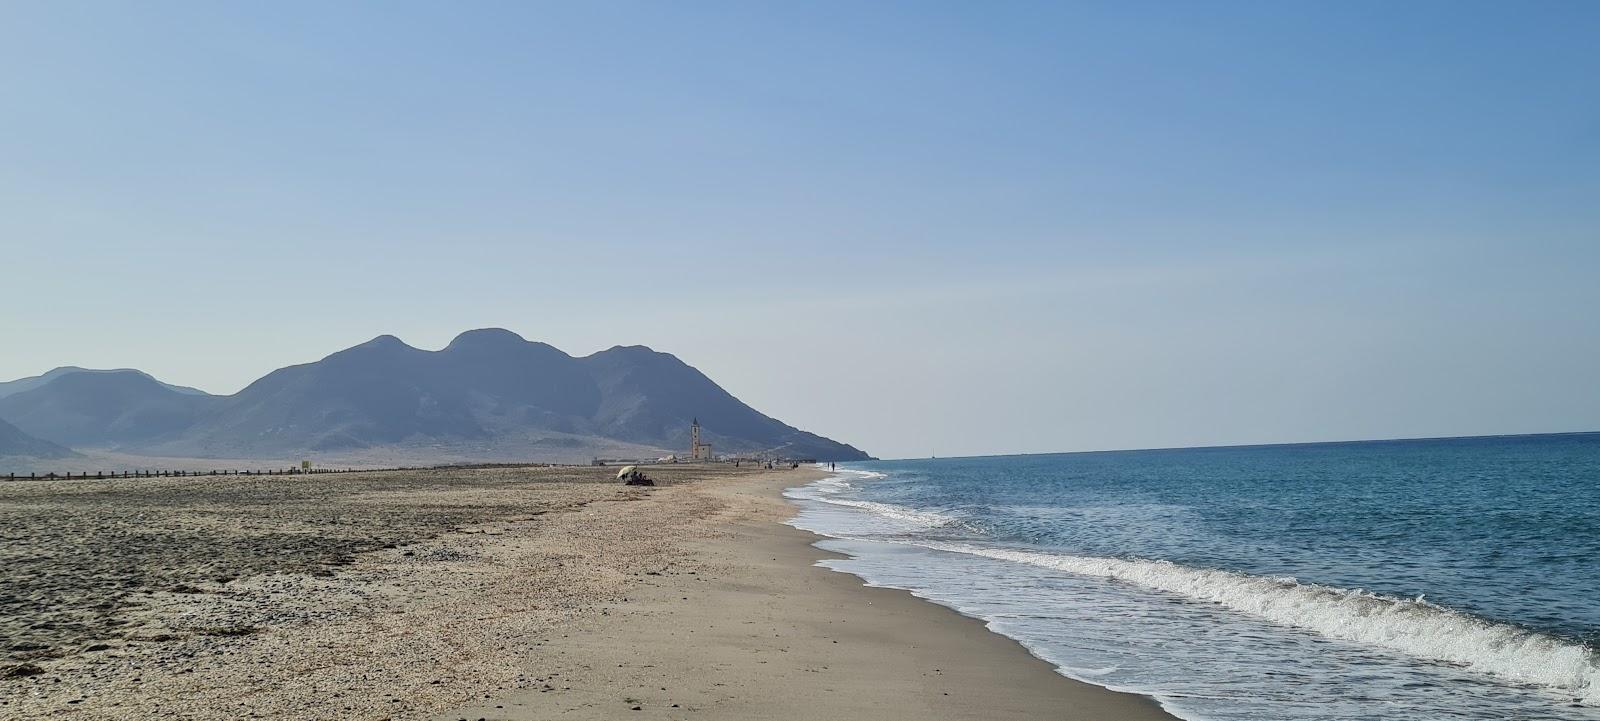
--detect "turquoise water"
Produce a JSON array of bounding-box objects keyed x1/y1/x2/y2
[{"x1": 785, "y1": 433, "x2": 1600, "y2": 721}]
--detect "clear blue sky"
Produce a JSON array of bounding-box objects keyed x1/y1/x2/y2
[{"x1": 3, "y1": 1, "x2": 1597, "y2": 458}]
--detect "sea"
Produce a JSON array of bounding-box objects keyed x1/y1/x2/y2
[{"x1": 785, "y1": 433, "x2": 1600, "y2": 721}]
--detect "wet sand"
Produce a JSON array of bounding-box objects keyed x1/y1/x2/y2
[{"x1": 1, "y1": 464, "x2": 1175, "y2": 720}]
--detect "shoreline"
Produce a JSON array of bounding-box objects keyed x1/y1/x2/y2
[
  {"x1": 1, "y1": 464, "x2": 1176, "y2": 720},
  {"x1": 438, "y1": 468, "x2": 1176, "y2": 720}
]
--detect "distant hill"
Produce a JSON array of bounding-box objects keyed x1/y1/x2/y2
[
  {"x1": 0, "y1": 370, "x2": 222, "y2": 448},
  {"x1": 578, "y1": 343, "x2": 858, "y2": 459},
  {"x1": 0, "y1": 329, "x2": 869, "y2": 462},
  {"x1": 0, "y1": 417, "x2": 75, "y2": 459},
  {"x1": 0, "y1": 367, "x2": 209, "y2": 399}
]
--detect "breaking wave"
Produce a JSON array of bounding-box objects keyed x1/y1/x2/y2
[
  {"x1": 909, "y1": 541, "x2": 1600, "y2": 705},
  {"x1": 809, "y1": 497, "x2": 962, "y2": 530},
  {"x1": 790, "y1": 472, "x2": 1600, "y2": 706},
  {"x1": 788, "y1": 471, "x2": 959, "y2": 531}
]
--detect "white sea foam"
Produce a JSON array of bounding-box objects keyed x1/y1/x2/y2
[
  {"x1": 836, "y1": 468, "x2": 886, "y2": 481},
  {"x1": 787, "y1": 471, "x2": 957, "y2": 531},
  {"x1": 909, "y1": 541, "x2": 1600, "y2": 705},
  {"x1": 808, "y1": 497, "x2": 961, "y2": 529},
  {"x1": 788, "y1": 469, "x2": 883, "y2": 498}
]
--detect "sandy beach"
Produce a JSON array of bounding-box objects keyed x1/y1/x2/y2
[{"x1": 1, "y1": 464, "x2": 1174, "y2": 721}]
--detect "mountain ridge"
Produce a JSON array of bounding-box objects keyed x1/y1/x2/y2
[
  {"x1": 0, "y1": 366, "x2": 209, "y2": 399},
  {"x1": 0, "y1": 371, "x2": 222, "y2": 449},
  {"x1": 0, "y1": 329, "x2": 869, "y2": 462}
]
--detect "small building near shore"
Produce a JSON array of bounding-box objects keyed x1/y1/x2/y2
[{"x1": 690, "y1": 418, "x2": 714, "y2": 461}]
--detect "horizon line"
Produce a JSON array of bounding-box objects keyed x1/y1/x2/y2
[{"x1": 873, "y1": 429, "x2": 1600, "y2": 462}]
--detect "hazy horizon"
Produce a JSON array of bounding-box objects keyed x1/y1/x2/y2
[{"x1": 5, "y1": 2, "x2": 1598, "y2": 459}]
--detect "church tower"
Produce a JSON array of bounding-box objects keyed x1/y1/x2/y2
[{"x1": 690, "y1": 418, "x2": 712, "y2": 461}]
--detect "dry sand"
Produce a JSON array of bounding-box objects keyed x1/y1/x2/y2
[{"x1": 0, "y1": 464, "x2": 1176, "y2": 721}]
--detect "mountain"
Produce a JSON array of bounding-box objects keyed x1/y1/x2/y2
[
  {"x1": 14, "y1": 329, "x2": 868, "y2": 461},
  {"x1": 579, "y1": 344, "x2": 861, "y2": 459},
  {"x1": 0, "y1": 366, "x2": 209, "y2": 399},
  {"x1": 162, "y1": 329, "x2": 867, "y2": 460},
  {"x1": 0, "y1": 370, "x2": 222, "y2": 448},
  {"x1": 0, "y1": 417, "x2": 75, "y2": 459}
]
